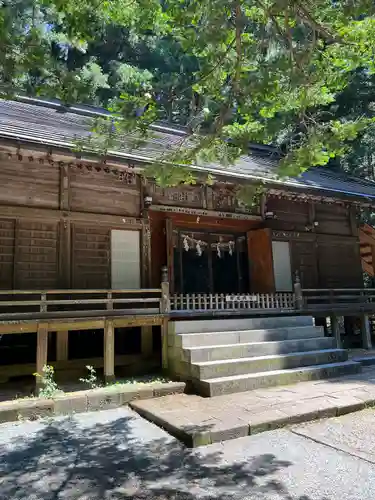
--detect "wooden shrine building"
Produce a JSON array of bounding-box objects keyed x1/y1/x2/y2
[{"x1": 0, "y1": 97, "x2": 375, "y2": 384}]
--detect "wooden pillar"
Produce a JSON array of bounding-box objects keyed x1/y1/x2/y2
[
  {"x1": 330, "y1": 314, "x2": 342, "y2": 349},
  {"x1": 141, "y1": 326, "x2": 153, "y2": 357},
  {"x1": 58, "y1": 163, "x2": 71, "y2": 288},
  {"x1": 371, "y1": 244, "x2": 375, "y2": 277},
  {"x1": 36, "y1": 323, "x2": 48, "y2": 391},
  {"x1": 141, "y1": 219, "x2": 152, "y2": 288},
  {"x1": 56, "y1": 331, "x2": 69, "y2": 361},
  {"x1": 140, "y1": 177, "x2": 152, "y2": 288},
  {"x1": 360, "y1": 313, "x2": 373, "y2": 350},
  {"x1": 160, "y1": 265, "x2": 170, "y2": 370},
  {"x1": 104, "y1": 320, "x2": 115, "y2": 382},
  {"x1": 294, "y1": 272, "x2": 303, "y2": 310}
]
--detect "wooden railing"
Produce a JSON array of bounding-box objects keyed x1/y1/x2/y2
[
  {"x1": 297, "y1": 288, "x2": 375, "y2": 313},
  {"x1": 170, "y1": 292, "x2": 295, "y2": 312},
  {"x1": 0, "y1": 288, "x2": 165, "y2": 321}
]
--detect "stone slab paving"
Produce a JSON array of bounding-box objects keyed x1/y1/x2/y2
[
  {"x1": 293, "y1": 408, "x2": 375, "y2": 463},
  {"x1": 1, "y1": 406, "x2": 375, "y2": 499},
  {"x1": 131, "y1": 366, "x2": 375, "y2": 446}
]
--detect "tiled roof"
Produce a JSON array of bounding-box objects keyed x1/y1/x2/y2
[{"x1": 1, "y1": 97, "x2": 375, "y2": 201}]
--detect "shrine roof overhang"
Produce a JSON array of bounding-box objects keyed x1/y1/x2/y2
[{"x1": 1, "y1": 96, "x2": 375, "y2": 205}]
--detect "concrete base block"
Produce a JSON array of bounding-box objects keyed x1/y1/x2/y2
[{"x1": 54, "y1": 394, "x2": 88, "y2": 415}]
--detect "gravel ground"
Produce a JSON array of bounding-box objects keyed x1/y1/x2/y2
[{"x1": 0, "y1": 406, "x2": 375, "y2": 500}]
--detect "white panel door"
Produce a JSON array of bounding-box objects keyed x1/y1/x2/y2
[
  {"x1": 111, "y1": 230, "x2": 140, "y2": 289},
  {"x1": 272, "y1": 240, "x2": 293, "y2": 291}
]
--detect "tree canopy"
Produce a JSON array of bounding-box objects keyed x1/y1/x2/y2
[{"x1": 2, "y1": 1, "x2": 375, "y2": 184}]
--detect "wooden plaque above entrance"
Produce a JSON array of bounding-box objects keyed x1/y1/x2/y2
[
  {"x1": 149, "y1": 204, "x2": 262, "y2": 221},
  {"x1": 272, "y1": 230, "x2": 315, "y2": 241}
]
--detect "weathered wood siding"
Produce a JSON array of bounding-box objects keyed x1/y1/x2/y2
[
  {"x1": 72, "y1": 224, "x2": 111, "y2": 289},
  {"x1": 0, "y1": 218, "x2": 15, "y2": 289},
  {"x1": 0, "y1": 158, "x2": 59, "y2": 209},
  {"x1": 315, "y1": 204, "x2": 352, "y2": 236},
  {"x1": 0, "y1": 218, "x2": 59, "y2": 289},
  {"x1": 0, "y1": 152, "x2": 364, "y2": 292},
  {"x1": 317, "y1": 235, "x2": 362, "y2": 287},
  {"x1": 268, "y1": 197, "x2": 362, "y2": 288},
  {"x1": 70, "y1": 167, "x2": 140, "y2": 216},
  {"x1": 15, "y1": 220, "x2": 59, "y2": 289},
  {"x1": 0, "y1": 155, "x2": 142, "y2": 290},
  {"x1": 267, "y1": 198, "x2": 309, "y2": 232},
  {"x1": 290, "y1": 239, "x2": 318, "y2": 289}
]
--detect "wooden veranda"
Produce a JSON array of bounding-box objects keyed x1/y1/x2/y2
[{"x1": 1, "y1": 268, "x2": 375, "y2": 388}]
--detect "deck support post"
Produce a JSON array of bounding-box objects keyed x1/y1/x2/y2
[
  {"x1": 104, "y1": 320, "x2": 115, "y2": 382},
  {"x1": 56, "y1": 331, "x2": 69, "y2": 361},
  {"x1": 330, "y1": 314, "x2": 342, "y2": 349},
  {"x1": 160, "y1": 265, "x2": 170, "y2": 371},
  {"x1": 294, "y1": 272, "x2": 303, "y2": 310},
  {"x1": 36, "y1": 323, "x2": 49, "y2": 392},
  {"x1": 360, "y1": 313, "x2": 372, "y2": 350}
]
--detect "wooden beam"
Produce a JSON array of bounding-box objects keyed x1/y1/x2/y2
[
  {"x1": 0, "y1": 204, "x2": 143, "y2": 228},
  {"x1": 56, "y1": 330, "x2": 69, "y2": 361},
  {"x1": 58, "y1": 219, "x2": 71, "y2": 288},
  {"x1": 36, "y1": 323, "x2": 48, "y2": 391},
  {"x1": 150, "y1": 204, "x2": 261, "y2": 221},
  {"x1": 165, "y1": 218, "x2": 174, "y2": 293},
  {"x1": 104, "y1": 320, "x2": 115, "y2": 382},
  {"x1": 349, "y1": 207, "x2": 358, "y2": 237},
  {"x1": 59, "y1": 163, "x2": 70, "y2": 211},
  {"x1": 308, "y1": 202, "x2": 316, "y2": 229},
  {"x1": 12, "y1": 219, "x2": 20, "y2": 289}
]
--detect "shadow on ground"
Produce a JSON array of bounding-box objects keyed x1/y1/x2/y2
[{"x1": 0, "y1": 410, "x2": 329, "y2": 500}]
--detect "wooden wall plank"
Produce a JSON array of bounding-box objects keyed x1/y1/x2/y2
[
  {"x1": 70, "y1": 168, "x2": 140, "y2": 216},
  {"x1": 15, "y1": 220, "x2": 59, "y2": 289},
  {"x1": 266, "y1": 198, "x2": 309, "y2": 231},
  {"x1": 0, "y1": 204, "x2": 143, "y2": 227},
  {"x1": 150, "y1": 211, "x2": 167, "y2": 288},
  {"x1": 317, "y1": 235, "x2": 363, "y2": 288},
  {"x1": 291, "y1": 240, "x2": 319, "y2": 288},
  {"x1": 0, "y1": 159, "x2": 59, "y2": 209},
  {"x1": 72, "y1": 224, "x2": 110, "y2": 289},
  {"x1": 0, "y1": 218, "x2": 15, "y2": 289},
  {"x1": 315, "y1": 204, "x2": 351, "y2": 236}
]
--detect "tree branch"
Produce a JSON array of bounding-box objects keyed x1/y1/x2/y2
[{"x1": 233, "y1": 0, "x2": 242, "y2": 95}]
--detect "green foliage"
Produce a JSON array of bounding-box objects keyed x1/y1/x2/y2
[
  {"x1": 79, "y1": 365, "x2": 100, "y2": 389},
  {"x1": 34, "y1": 365, "x2": 63, "y2": 399},
  {"x1": 236, "y1": 184, "x2": 265, "y2": 209},
  {"x1": 3, "y1": 1, "x2": 375, "y2": 183}
]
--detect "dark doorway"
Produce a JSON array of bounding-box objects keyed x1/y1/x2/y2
[{"x1": 173, "y1": 229, "x2": 249, "y2": 293}]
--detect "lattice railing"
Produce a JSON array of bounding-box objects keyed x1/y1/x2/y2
[{"x1": 170, "y1": 292, "x2": 295, "y2": 311}]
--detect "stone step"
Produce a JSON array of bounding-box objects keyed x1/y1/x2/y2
[
  {"x1": 198, "y1": 360, "x2": 361, "y2": 397},
  {"x1": 179, "y1": 325, "x2": 324, "y2": 348},
  {"x1": 184, "y1": 336, "x2": 336, "y2": 362},
  {"x1": 174, "y1": 315, "x2": 314, "y2": 334},
  {"x1": 191, "y1": 349, "x2": 348, "y2": 379}
]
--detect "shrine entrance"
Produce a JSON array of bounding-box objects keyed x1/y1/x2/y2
[{"x1": 172, "y1": 228, "x2": 249, "y2": 294}]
